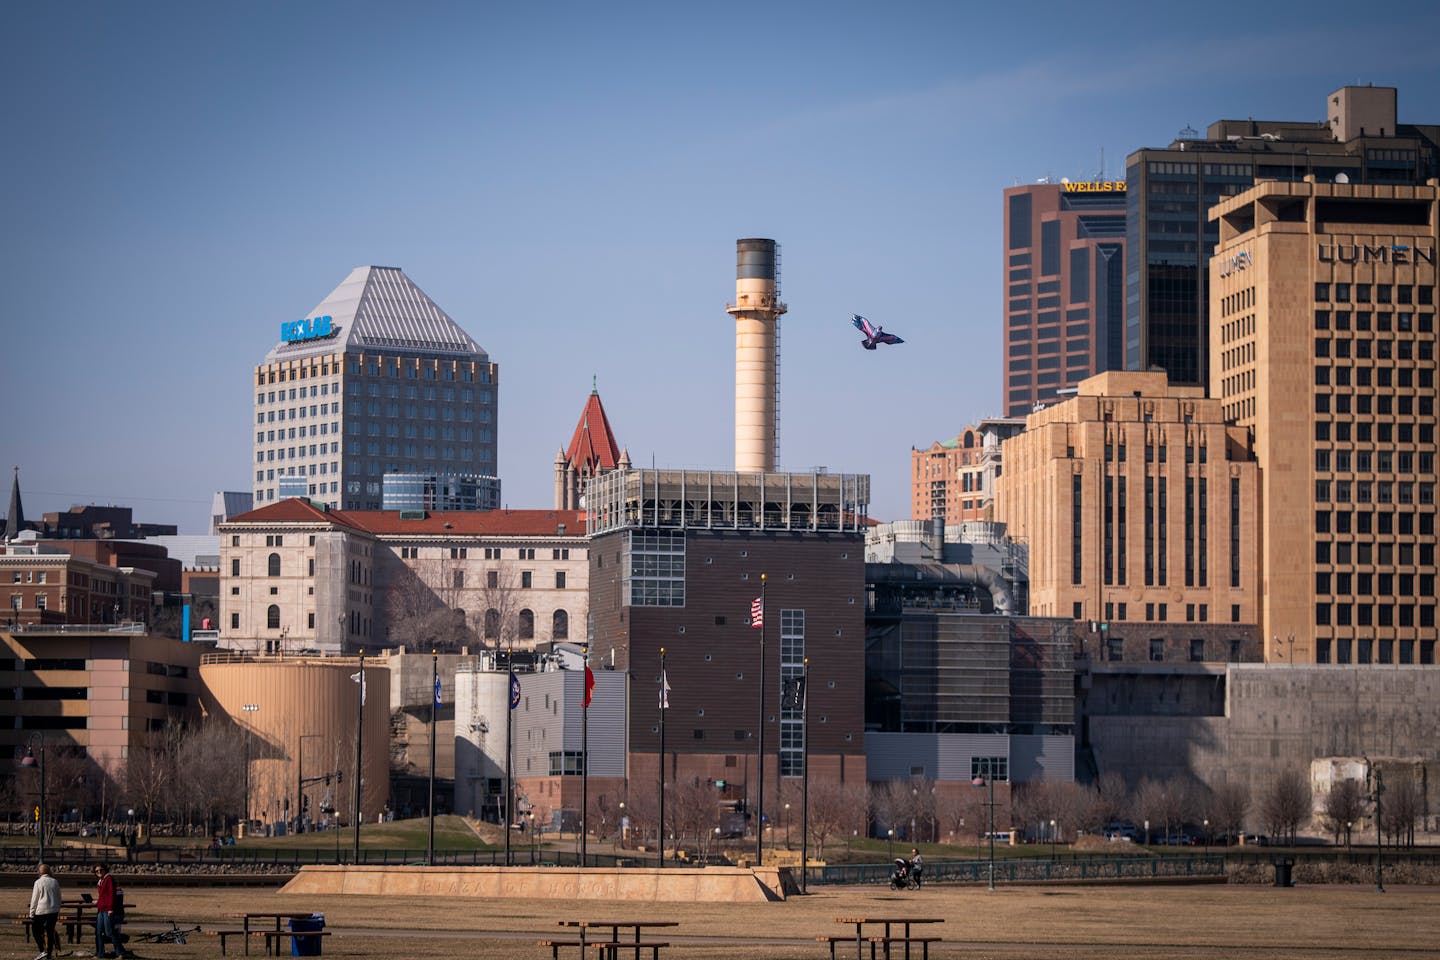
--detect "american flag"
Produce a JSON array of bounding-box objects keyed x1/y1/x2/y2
[{"x1": 750, "y1": 597, "x2": 764, "y2": 628}]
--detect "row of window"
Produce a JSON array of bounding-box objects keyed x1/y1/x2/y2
[
  {"x1": 256, "y1": 360, "x2": 339, "y2": 385},
  {"x1": 1315, "y1": 283, "x2": 1434, "y2": 305},
  {"x1": 1316, "y1": 602, "x2": 1436, "y2": 628},
  {"x1": 1315, "y1": 570, "x2": 1435, "y2": 596},
  {"x1": 1316, "y1": 637, "x2": 1435, "y2": 665},
  {"x1": 1313, "y1": 537, "x2": 1435, "y2": 566},
  {"x1": 348, "y1": 358, "x2": 489, "y2": 382},
  {"x1": 1102, "y1": 637, "x2": 1244, "y2": 663}
]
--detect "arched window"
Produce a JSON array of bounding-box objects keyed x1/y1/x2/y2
[
  {"x1": 518, "y1": 609, "x2": 534, "y2": 640},
  {"x1": 266, "y1": 604, "x2": 281, "y2": 629},
  {"x1": 552, "y1": 609, "x2": 569, "y2": 640},
  {"x1": 268, "y1": 553, "x2": 281, "y2": 577},
  {"x1": 484, "y1": 609, "x2": 500, "y2": 639}
]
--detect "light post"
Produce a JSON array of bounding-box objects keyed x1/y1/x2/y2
[
  {"x1": 1144, "y1": 819, "x2": 1150, "y2": 846},
  {"x1": 972, "y1": 774, "x2": 995, "y2": 892},
  {"x1": 1203, "y1": 818, "x2": 1210, "y2": 857},
  {"x1": 887, "y1": 827, "x2": 894, "y2": 862},
  {"x1": 20, "y1": 733, "x2": 46, "y2": 862},
  {"x1": 618, "y1": 802, "x2": 626, "y2": 850},
  {"x1": 241, "y1": 704, "x2": 259, "y2": 833},
  {"x1": 785, "y1": 802, "x2": 791, "y2": 850},
  {"x1": 528, "y1": 811, "x2": 536, "y2": 864},
  {"x1": 1050, "y1": 819, "x2": 1057, "y2": 860}
]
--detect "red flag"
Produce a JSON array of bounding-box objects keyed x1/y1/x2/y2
[
  {"x1": 583, "y1": 666, "x2": 595, "y2": 708},
  {"x1": 750, "y1": 597, "x2": 764, "y2": 628}
]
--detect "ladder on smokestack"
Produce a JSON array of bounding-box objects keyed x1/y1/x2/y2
[{"x1": 773, "y1": 243, "x2": 782, "y2": 471}]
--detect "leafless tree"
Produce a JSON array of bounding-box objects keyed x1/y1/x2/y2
[
  {"x1": 1208, "y1": 779, "x2": 1251, "y2": 841},
  {"x1": 1320, "y1": 779, "x2": 1365, "y2": 846},
  {"x1": 588, "y1": 791, "x2": 617, "y2": 842},
  {"x1": 1381, "y1": 770, "x2": 1422, "y2": 849},
  {"x1": 935, "y1": 786, "x2": 987, "y2": 846},
  {"x1": 667, "y1": 777, "x2": 716, "y2": 854},
  {"x1": 382, "y1": 557, "x2": 474, "y2": 652},
  {"x1": 175, "y1": 720, "x2": 247, "y2": 835},
  {"x1": 127, "y1": 726, "x2": 182, "y2": 830},
  {"x1": 1132, "y1": 776, "x2": 1191, "y2": 843},
  {"x1": 805, "y1": 780, "x2": 867, "y2": 860},
  {"x1": 478, "y1": 564, "x2": 523, "y2": 653},
  {"x1": 870, "y1": 780, "x2": 915, "y2": 840},
  {"x1": 624, "y1": 789, "x2": 658, "y2": 852},
  {"x1": 1092, "y1": 771, "x2": 1131, "y2": 828},
  {"x1": 1258, "y1": 768, "x2": 1311, "y2": 844}
]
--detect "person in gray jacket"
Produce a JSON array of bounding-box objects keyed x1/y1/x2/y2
[{"x1": 28, "y1": 862, "x2": 61, "y2": 960}]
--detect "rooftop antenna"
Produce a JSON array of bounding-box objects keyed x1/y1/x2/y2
[{"x1": 1097, "y1": 147, "x2": 1105, "y2": 180}]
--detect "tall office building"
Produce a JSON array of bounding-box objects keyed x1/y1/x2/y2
[
  {"x1": 1211, "y1": 178, "x2": 1439, "y2": 666},
  {"x1": 1127, "y1": 85, "x2": 1440, "y2": 388},
  {"x1": 1003, "y1": 180, "x2": 1127, "y2": 416},
  {"x1": 252, "y1": 266, "x2": 497, "y2": 511}
]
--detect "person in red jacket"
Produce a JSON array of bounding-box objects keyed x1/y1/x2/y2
[{"x1": 93, "y1": 864, "x2": 125, "y2": 959}]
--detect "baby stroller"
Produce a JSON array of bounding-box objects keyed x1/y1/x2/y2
[{"x1": 889, "y1": 857, "x2": 920, "y2": 890}]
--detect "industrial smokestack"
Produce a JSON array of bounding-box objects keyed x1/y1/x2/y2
[{"x1": 726, "y1": 238, "x2": 786, "y2": 473}]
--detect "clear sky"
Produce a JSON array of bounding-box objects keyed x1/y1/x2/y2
[{"x1": 4, "y1": 1, "x2": 1440, "y2": 533}]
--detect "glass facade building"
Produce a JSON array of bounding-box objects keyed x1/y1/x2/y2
[
  {"x1": 381, "y1": 472, "x2": 501, "y2": 512},
  {"x1": 1126, "y1": 86, "x2": 1440, "y2": 388}
]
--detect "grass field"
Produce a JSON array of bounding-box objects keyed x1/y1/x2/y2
[{"x1": 8, "y1": 877, "x2": 1438, "y2": 960}]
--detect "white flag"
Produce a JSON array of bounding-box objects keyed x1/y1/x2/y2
[
  {"x1": 350, "y1": 670, "x2": 366, "y2": 706},
  {"x1": 660, "y1": 670, "x2": 670, "y2": 710}
]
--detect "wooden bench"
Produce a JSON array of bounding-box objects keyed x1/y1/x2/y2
[
  {"x1": 866, "y1": 935, "x2": 944, "y2": 960},
  {"x1": 537, "y1": 938, "x2": 585, "y2": 959},
  {"x1": 203, "y1": 928, "x2": 254, "y2": 955},
  {"x1": 586, "y1": 939, "x2": 670, "y2": 960},
  {"x1": 817, "y1": 935, "x2": 873, "y2": 960}
]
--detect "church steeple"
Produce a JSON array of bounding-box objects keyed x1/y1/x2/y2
[
  {"x1": 555, "y1": 381, "x2": 624, "y2": 510},
  {"x1": 4, "y1": 467, "x2": 25, "y2": 541}
]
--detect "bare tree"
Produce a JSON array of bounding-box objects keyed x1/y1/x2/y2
[
  {"x1": 1381, "y1": 770, "x2": 1422, "y2": 849},
  {"x1": 588, "y1": 791, "x2": 617, "y2": 842},
  {"x1": 935, "y1": 787, "x2": 987, "y2": 846},
  {"x1": 1132, "y1": 776, "x2": 1191, "y2": 843},
  {"x1": 127, "y1": 726, "x2": 182, "y2": 830},
  {"x1": 870, "y1": 780, "x2": 914, "y2": 840},
  {"x1": 1319, "y1": 779, "x2": 1365, "y2": 846},
  {"x1": 478, "y1": 564, "x2": 523, "y2": 653},
  {"x1": 667, "y1": 777, "x2": 716, "y2": 856},
  {"x1": 1258, "y1": 768, "x2": 1311, "y2": 844},
  {"x1": 1208, "y1": 779, "x2": 1250, "y2": 842},
  {"x1": 1093, "y1": 771, "x2": 1131, "y2": 828},
  {"x1": 175, "y1": 720, "x2": 248, "y2": 835},
  {"x1": 805, "y1": 780, "x2": 867, "y2": 860},
  {"x1": 382, "y1": 557, "x2": 474, "y2": 652}
]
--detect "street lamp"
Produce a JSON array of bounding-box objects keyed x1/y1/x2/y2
[
  {"x1": 20, "y1": 734, "x2": 46, "y2": 862},
  {"x1": 1203, "y1": 818, "x2": 1210, "y2": 857},
  {"x1": 617, "y1": 802, "x2": 626, "y2": 850},
  {"x1": 785, "y1": 802, "x2": 791, "y2": 850},
  {"x1": 887, "y1": 827, "x2": 894, "y2": 862},
  {"x1": 1144, "y1": 819, "x2": 1150, "y2": 846},
  {"x1": 972, "y1": 774, "x2": 995, "y2": 892},
  {"x1": 1049, "y1": 819, "x2": 1057, "y2": 860},
  {"x1": 527, "y1": 811, "x2": 536, "y2": 864},
  {"x1": 241, "y1": 704, "x2": 259, "y2": 832}
]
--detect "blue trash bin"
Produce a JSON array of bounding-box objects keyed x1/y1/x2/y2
[{"x1": 289, "y1": 914, "x2": 325, "y2": 956}]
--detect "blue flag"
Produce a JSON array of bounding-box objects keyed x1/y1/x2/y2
[
  {"x1": 434, "y1": 676, "x2": 442, "y2": 707},
  {"x1": 509, "y1": 671, "x2": 521, "y2": 709}
]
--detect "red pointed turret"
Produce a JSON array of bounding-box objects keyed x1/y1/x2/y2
[{"x1": 555, "y1": 382, "x2": 624, "y2": 510}]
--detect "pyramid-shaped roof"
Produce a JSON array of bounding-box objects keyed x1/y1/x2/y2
[
  {"x1": 564, "y1": 388, "x2": 622, "y2": 474},
  {"x1": 264, "y1": 266, "x2": 487, "y2": 362}
]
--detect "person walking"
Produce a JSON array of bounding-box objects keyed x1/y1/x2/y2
[
  {"x1": 28, "y1": 863, "x2": 61, "y2": 960},
  {"x1": 94, "y1": 863, "x2": 125, "y2": 959},
  {"x1": 909, "y1": 848, "x2": 925, "y2": 888}
]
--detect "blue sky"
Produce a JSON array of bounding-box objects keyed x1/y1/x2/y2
[{"x1": 4, "y1": 1, "x2": 1440, "y2": 533}]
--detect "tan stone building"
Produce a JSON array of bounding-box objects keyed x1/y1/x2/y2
[
  {"x1": 1211, "y1": 178, "x2": 1440, "y2": 665},
  {"x1": 995, "y1": 371, "x2": 1261, "y2": 662},
  {"x1": 911, "y1": 418, "x2": 1025, "y2": 525},
  {"x1": 218, "y1": 500, "x2": 588, "y2": 655}
]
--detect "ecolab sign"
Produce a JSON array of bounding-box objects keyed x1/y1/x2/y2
[{"x1": 280, "y1": 315, "x2": 334, "y2": 343}]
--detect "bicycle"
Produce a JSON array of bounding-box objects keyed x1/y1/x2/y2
[{"x1": 133, "y1": 921, "x2": 201, "y2": 945}]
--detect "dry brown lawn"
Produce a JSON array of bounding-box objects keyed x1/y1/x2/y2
[{"x1": 11, "y1": 880, "x2": 1440, "y2": 960}]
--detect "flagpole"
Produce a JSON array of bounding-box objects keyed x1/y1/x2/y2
[
  {"x1": 801, "y1": 657, "x2": 809, "y2": 895},
  {"x1": 353, "y1": 651, "x2": 364, "y2": 863},
  {"x1": 581, "y1": 642, "x2": 589, "y2": 867},
  {"x1": 658, "y1": 646, "x2": 666, "y2": 870},
  {"x1": 756, "y1": 573, "x2": 766, "y2": 868},
  {"x1": 505, "y1": 642, "x2": 514, "y2": 867},
  {"x1": 428, "y1": 651, "x2": 437, "y2": 866}
]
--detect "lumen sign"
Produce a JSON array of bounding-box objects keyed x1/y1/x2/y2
[
  {"x1": 1218, "y1": 250, "x2": 1252, "y2": 278},
  {"x1": 1317, "y1": 243, "x2": 1435, "y2": 265},
  {"x1": 280, "y1": 315, "x2": 334, "y2": 342}
]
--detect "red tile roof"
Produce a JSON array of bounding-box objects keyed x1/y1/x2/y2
[
  {"x1": 564, "y1": 389, "x2": 621, "y2": 473},
  {"x1": 225, "y1": 500, "x2": 585, "y2": 537}
]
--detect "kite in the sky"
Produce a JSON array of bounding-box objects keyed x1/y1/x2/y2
[{"x1": 852, "y1": 314, "x2": 905, "y2": 350}]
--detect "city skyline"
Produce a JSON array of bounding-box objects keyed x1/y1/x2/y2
[{"x1": 5, "y1": 3, "x2": 1440, "y2": 532}]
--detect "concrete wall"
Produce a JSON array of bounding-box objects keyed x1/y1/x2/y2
[{"x1": 1088, "y1": 663, "x2": 1440, "y2": 827}]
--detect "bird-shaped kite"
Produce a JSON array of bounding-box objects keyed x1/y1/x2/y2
[{"x1": 852, "y1": 314, "x2": 905, "y2": 350}]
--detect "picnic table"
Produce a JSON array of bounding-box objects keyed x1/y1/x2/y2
[
  {"x1": 19, "y1": 898, "x2": 138, "y2": 946},
  {"x1": 821, "y1": 916, "x2": 945, "y2": 960},
  {"x1": 225, "y1": 911, "x2": 327, "y2": 956},
  {"x1": 539, "y1": 919, "x2": 679, "y2": 960}
]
